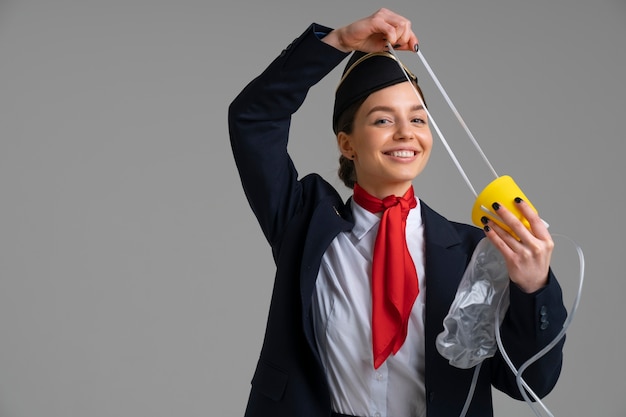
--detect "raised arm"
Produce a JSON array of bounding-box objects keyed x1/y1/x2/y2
[
  {"x1": 228, "y1": 24, "x2": 347, "y2": 248},
  {"x1": 228, "y1": 8, "x2": 419, "y2": 249}
]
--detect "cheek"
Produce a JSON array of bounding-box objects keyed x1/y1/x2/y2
[
  {"x1": 353, "y1": 134, "x2": 383, "y2": 156},
  {"x1": 422, "y1": 132, "x2": 434, "y2": 151}
]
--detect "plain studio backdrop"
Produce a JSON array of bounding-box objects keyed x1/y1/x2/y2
[{"x1": 0, "y1": 0, "x2": 624, "y2": 415}]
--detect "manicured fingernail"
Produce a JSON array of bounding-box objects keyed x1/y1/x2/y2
[
  {"x1": 480, "y1": 216, "x2": 489, "y2": 225},
  {"x1": 492, "y1": 202, "x2": 500, "y2": 211},
  {"x1": 484, "y1": 225, "x2": 491, "y2": 232},
  {"x1": 393, "y1": 43, "x2": 401, "y2": 48},
  {"x1": 514, "y1": 197, "x2": 523, "y2": 204},
  {"x1": 414, "y1": 43, "x2": 419, "y2": 53}
]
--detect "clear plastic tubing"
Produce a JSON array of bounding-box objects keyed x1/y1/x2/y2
[{"x1": 386, "y1": 43, "x2": 585, "y2": 417}]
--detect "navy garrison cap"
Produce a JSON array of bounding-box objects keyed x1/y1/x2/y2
[{"x1": 332, "y1": 51, "x2": 418, "y2": 133}]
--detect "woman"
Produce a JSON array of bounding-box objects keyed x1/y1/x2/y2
[{"x1": 228, "y1": 8, "x2": 566, "y2": 417}]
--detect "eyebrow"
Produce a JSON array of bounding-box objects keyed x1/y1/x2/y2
[{"x1": 366, "y1": 104, "x2": 425, "y2": 116}]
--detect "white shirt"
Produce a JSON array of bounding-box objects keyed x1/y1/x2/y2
[{"x1": 312, "y1": 197, "x2": 427, "y2": 417}]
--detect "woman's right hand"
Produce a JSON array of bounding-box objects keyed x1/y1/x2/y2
[{"x1": 322, "y1": 8, "x2": 419, "y2": 53}]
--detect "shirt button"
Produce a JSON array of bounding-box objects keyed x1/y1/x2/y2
[
  {"x1": 374, "y1": 413, "x2": 381, "y2": 417},
  {"x1": 375, "y1": 372, "x2": 384, "y2": 381}
]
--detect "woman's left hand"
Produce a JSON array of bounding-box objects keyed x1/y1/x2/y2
[{"x1": 483, "y1": 198, "x2": 554, "y2": 293}]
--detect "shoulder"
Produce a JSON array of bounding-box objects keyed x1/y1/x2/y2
[{"x1": 300, "y1": 173, "x2": 348, "y2": 209}]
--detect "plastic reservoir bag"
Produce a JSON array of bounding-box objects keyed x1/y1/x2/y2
[{"x1": 436, "y1": 237, "x2": 510, "y2": 369}]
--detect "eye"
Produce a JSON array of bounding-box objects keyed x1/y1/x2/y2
[
  {"x1": 373, "y1": 118, "x2": 393, "y2": 125},
  {"x1": 411, "y1": 112, "x2": 428, "y2": 125}
]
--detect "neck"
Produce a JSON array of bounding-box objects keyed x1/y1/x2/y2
[{"x1": 354, "y1": 181, "x2": 413, "y2": 200}]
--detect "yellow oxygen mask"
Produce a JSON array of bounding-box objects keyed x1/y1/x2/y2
[{"x1": 471, "y1": 175, "x2": 539, "y2": 239}]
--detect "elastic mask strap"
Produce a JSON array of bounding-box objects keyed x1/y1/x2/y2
[{"x1": 386, "y1": 43, "x2": 499, "y2": 198}]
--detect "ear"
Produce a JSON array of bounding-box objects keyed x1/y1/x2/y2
[{"x1": 337, "y1": 131, "x2": 355, "y2": 159}]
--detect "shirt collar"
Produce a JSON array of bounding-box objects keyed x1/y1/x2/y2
[{"x1": 350, "y1": 196, "x2": 422, "y2": 241}]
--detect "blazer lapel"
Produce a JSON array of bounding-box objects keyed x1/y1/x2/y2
[
  {"x1": 421, "y1": 202, "x2": 471, "y2": 338},
  {"x1": 300, "y1": 198, "x2": 354, "y2": 358}
]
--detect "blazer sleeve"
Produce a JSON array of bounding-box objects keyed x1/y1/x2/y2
[
  {"x1": 228, "y1": 24, "x2": 348, "y2": 250},
  {"x1": 491, "y1": 271, "x2": 568, "y2": 399}
]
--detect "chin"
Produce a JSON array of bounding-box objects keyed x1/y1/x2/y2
[{"x1": 392, "y1": 169, "x2": 422, "y2": 182}]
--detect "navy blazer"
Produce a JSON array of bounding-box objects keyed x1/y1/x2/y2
[{"x1": 228, "y1": 23, "x2": 567, "y2": 417}]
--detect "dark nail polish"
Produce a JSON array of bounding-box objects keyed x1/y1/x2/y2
[
  {"x1": 480, "y1": 216, "x2": 489, "y2": 225},
  {"x1": 393, "y1": 43, "x2": 401, "y2": 48},
  {"x1": 514, "y1": 197, "x2": 523, "y2": 204},
  {"x1": 414, "y1": 43, "x2": 419, "y2": 53},
  {"x1": 492, "y1": 202, "x2": 500, "y2": 211},
  {"x1": 484, "y1": 225, "x2": 491, "y2": 232}
]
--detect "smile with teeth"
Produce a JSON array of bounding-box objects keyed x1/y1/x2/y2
[{"x1": 386, "y1": 150, "x2": 416, "y2": 158}]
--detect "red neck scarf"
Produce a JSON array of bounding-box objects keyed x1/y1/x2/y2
[{"x1": 352, "y1": 183, "x2": 419, "y2": 369}]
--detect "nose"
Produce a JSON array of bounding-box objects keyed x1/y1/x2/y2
[{"x1": 393, "y1": 119, "x2": 415, "y2": 141}]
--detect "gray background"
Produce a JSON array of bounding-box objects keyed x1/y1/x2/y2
[{"x1": 1, "y1": 0, "x2": 624, "y2": 415}]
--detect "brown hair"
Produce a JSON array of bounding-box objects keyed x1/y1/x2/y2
[
  {"x1": 335, "y1": 82, "x2": 427, "y2": 189},
  {"x1": 335, "y1": 98, "x2": 364, "y2": 189}
]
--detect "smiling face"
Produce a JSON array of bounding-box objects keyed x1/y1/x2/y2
[{"x1": 337, "y1": 81, "x2": 433, "y2": 199}]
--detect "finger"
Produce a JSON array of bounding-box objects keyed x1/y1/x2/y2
[
  {"x1": 397, "y1": 26, "x2": 419, "y2": 51},
  {"x1": 514, "y1": 197, "x2": 552, "y2": 240},
  {"x1": 382, "y1": 32, "x2": 418, "y2": 52},
  {"x1": 490, "y1": 202, "x2": 535, "y2": 243},
  {"x1": 369, "y1": 10, "x2": 399, "y2": 43},
  {"x1": 482, "y1": 214, "x2": 521, "y2": 254},
  {"x1": 389, "y1": 19, "x2": 413, "y2": 48},
  {"x1": 374, "y1": 8, "x2": 418, "y2": 50}
]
